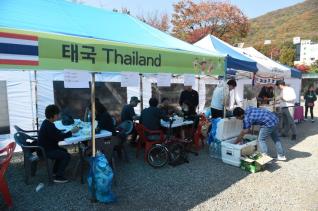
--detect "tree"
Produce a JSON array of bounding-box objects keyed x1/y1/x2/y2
[
  {"x1": 310, "y1": 60, "x2": 318, "y2": 73},
  {"x1": 279, "y1": 47, "x2": 296, "y2": 66},
  {"x1": 254, "y1": 44, "x2": 281, "y2": 61},
  {"x1": 137, "y1": 11, "x2": 170, "y2": 32},
  {"x1": 171, "y1": 0, "x2": 249, "y2": 43}
]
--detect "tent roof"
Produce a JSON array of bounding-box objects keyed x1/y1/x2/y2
[
  {"x1": 0, "y1": 0, "x2": 225, "y2": 74},
  {"x1": 194, "y1": 35, "x2": 258, "y2": 72},
  {"x1": 240, "y1": 47, "x2": 301, "y2": 78},
  {"x1": 0, "y1": 0, "x2": 220, "y2": 56}
]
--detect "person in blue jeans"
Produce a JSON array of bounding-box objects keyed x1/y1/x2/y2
[{"x1": 233, "y1": 107, "x2": 286, "y2": 161}]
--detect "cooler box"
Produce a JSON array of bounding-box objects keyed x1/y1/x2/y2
[
  {"x1": 221, "y1": 136, "x2": 257, "y2": 167},
  {"x1": 209, "y1": 118, "x2": 243, "y2": 159},
  {"x1": 215, "y1": 118, "x2": 243, "y2": 141}
]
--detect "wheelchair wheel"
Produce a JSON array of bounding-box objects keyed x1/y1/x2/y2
[{"x1": 147, "y1": 144, "x2": 169, "y2": 168}]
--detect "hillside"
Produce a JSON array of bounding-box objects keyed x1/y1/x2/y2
[{"x1": 243, "y1": 0, "x2": 318, "y2": 46}]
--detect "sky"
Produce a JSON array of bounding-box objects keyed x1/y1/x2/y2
[{"x1": 78, "y1": 0, "x2": 305, "y2": 19}]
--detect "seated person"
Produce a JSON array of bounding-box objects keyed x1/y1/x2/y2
[
  {"x1": 121, "y1": 96, "x2": 140, "y2": 121},
  {"x1": 38, "y1": 105, "x2": 79, "y2": 183},
  {"x1": 159, "y1": 97, "x2": 182, "y2": 117},
  {"x1": 88, "y1": 98, "x2": 116, "y2": 135},
  {"x1": 258, "y1": 85, "x2": 274, "y2": 105},
  {"x1": 121, "y1": 96, "x2": 140, "y2": 143},
  {"x1": 140, "y1": 98, "x2": 168, "y2": 141},
  {"x1": 89, "y1": 99, "x2": 127, "y2": 161}
]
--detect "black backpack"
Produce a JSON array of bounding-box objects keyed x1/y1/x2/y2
[{"x1": 61, "y1": 114, "x2": 74, "y2": 126}]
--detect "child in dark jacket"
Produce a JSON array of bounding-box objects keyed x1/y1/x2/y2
[{"x1": 304, "y1": 85, "x2": 317, "y2": 122}]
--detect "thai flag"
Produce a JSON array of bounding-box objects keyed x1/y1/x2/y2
[{"x1": 0, "y1": 32, "x2": 39, "y2": 66}]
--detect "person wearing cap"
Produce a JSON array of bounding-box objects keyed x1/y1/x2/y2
[
  {"x1": 121, "y1": 96, "x2": 140, "y2": 143},
  {"x1": 179, "y1": 86, "x2": 199, "y2": 117},
  {"x1": 210, "y1": 79, "x2": 237, "y2": 118},
  {"x1": 276, "y1": 80, "x2": 297, "y2": 140}
]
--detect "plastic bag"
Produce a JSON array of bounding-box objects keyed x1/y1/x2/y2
[
  {"x1": 87, "y1": 152, "x2": 116, "y2": 203},
  {"x1": 207, "y1": 118, "x2": 221, "y2": 145},
  {"x1": 208, "y1": 118, "x2": 222, "y2": 159}
]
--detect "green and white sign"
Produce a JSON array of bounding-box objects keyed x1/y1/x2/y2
[{"x1": 0, "y1": 28, "x2": 224, "y2": 75}]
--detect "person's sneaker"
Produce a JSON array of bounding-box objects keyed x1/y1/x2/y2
[
  {"x1": 291, "y1": 134, "x2": 297, "y2": 140},
  {"x1": 54, "y1": 176, "x2": 69, "y2": 183},
  {"x1": 276, "y1": 155, "x2": 287, "y2": 161},
  {"x1": 312, "y1": 119, "x2": 315, "y2": 123},
  {"x1": 304, "y1": 118, "x2": 308, "y2": 121}
]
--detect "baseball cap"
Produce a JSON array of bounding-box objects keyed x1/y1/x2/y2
[{"x1": 130, "y1": 96, "x2": 141, "y2": 103}]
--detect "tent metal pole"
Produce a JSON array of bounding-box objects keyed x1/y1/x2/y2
[
  {"x1": 139, "y1": 73, "x2": 143, "y2": 111},
  {"x1": 273, "y1": 75, "x2": 277, "y2": 111},
  {"x1": 223, "y1": 56, "x2": 228, "y2": 118},
  {"x1": 91, "y1": 72, "x2": 96, "y2": 157},
  {"x1": 34, "y1": 70, "x2": 39, "y2": 131},
  {"x1": 197, "y1": 75, "x2": 200, "y2": 113}
]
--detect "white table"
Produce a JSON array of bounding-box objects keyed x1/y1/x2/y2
[
  {"x1": 160, "y1": 117, "x2": 193, "y2": 128},
  {"x1": 54, "y1": 119, "x2": 112, "y2": 145}
]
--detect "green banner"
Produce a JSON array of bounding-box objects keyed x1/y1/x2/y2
[{"x1": 0, "y1": 28, "x2": 224, "y2": 75}]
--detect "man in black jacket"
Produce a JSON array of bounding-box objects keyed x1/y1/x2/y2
[
  {"x1": 179, "y1": 86, "x2": 199, "y2": 117},
  {"x1": 38, "y1": 105, "x2": 79, "y2": 183}
]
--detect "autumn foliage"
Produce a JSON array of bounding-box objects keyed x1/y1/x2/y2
[
  {"x1": 295, "y1": 64, "x2": 311, "y2": 73},
  {"x1": 137, "y1": 11, "x2": 170, "y2": 32},
  {"x1": 171, "y1": 0, "x2": 249, "y2": 43}
]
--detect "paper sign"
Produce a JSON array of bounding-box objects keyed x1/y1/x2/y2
[
  {"x1": 121, "y1": 72, "x2": 140, "y2": 87},
  {"x1": 293, "y1": 37, "x2": 301, "y2": 44},
  {"x1": 64, "y1": 70, "x2": 90, "y2": 88},
  {"x1": 157, "y1": 73, "x2": 171, "y2": 87},
  {"x1": 184, "y1": 74, "x2": 195, "y2": 86}
]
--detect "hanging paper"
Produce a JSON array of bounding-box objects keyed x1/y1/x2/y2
[
  {"x1": 157, "y1": 73, "x2": 171, "y2": 87},
  {"x1": 121, "y1": 72, "x2": 140, "y2": 87},
  {"x1": 64, "y1": 69, "x2": 90, "y2": 88},
  {"x1": 184, "y1": 74, "x2": 195, "y2": 86}
]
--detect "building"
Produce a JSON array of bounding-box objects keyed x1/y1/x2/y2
[{"x1": 294, "y1": 40, "x2": 318, "y2": 66}]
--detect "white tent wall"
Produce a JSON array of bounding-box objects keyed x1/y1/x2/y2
[
  {"x1": 142, "y1": 74, "x2": 220, "y2": 112},
  {"x1": 142, "y1": 75, "x2": 192, "y2": 110},
  {"x1": 0, "y1": 70, "x2": 35, "y2": 151},
  {"x1": 36, "y1": 71, "x2": 140, "y2": 122},
  {"x1": 236, "y1": 78, "x2": 302, "y2": 103}
]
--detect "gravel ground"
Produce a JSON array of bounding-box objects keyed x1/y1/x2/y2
[{"x1": 1, "y1": 107, "x2": 318, "y2": 211}]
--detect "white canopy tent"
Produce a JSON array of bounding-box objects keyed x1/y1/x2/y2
[{"x1": 237, "y1": 47, "x2": 293, "y2": 78}]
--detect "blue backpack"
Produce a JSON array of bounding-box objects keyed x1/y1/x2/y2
[{"x1": 87, "y1": 152, "x2": 116, "y2": 203}]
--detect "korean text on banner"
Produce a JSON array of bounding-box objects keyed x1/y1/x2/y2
[
  {"x1": 184, "y1": 74, "x2": 195, "y2": 87},
  {"x1": 121, "y1": 72, "x2": 140, "y2": 87},
  {"x1": 157, "y1": 73, "x2": 171, "y2": 87},
  {"x1": 64, "y1": 69, "x2": 90, "y2": 88}
]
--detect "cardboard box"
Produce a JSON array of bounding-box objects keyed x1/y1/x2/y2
[{"x1": 240, "y1": 153, "x2": 273, "y2": 173}]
